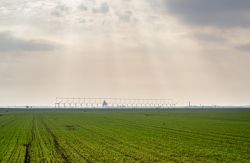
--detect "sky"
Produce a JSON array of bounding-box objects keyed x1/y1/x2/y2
[{"x1": 0, "y1": 0, "x2": 250, "y2": 106}]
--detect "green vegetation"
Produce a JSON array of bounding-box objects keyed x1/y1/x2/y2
[{"x1": 0, "y1": 109, "x2": 250, "y2": 162}]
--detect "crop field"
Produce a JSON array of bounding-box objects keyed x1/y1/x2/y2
[{"x1": 0, "y1": 109, "x2": 250, "y2": 162}]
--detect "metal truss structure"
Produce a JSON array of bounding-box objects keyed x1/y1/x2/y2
[{"x1": 55, "y1": 97, "x2": 177, "y2": 108}]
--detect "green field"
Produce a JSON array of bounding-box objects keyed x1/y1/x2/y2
[{"x1": 0, "y1": 109, "x2": 250, "y2": 162}]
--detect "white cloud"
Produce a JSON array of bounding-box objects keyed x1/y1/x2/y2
[{"x1": 92, "y1": 2, "x2": 109, "y2": 14}]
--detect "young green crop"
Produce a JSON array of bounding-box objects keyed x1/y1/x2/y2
[{"x1": 0, "y1": 109, "x2": 250, "y2": 162}]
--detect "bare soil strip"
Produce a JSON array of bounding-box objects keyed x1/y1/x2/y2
[
  {"x1": 41, "y1": 119, "x2": 70, "y2": 163},
  {"x1": 24, "y1": 117, "x2": 35, "y2": 163}
]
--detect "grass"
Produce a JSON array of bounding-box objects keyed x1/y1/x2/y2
[{"x1": 0, "y1": 109, "x2": 250, "y2": 162}]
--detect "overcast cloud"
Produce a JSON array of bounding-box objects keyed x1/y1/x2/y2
[{"x1": 0, "y1": 0, "x2": 249, "y2": 105}]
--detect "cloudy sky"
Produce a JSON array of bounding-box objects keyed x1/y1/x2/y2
[{"x1": 0, "y1": 0, "x2": 250, "y2": 106}]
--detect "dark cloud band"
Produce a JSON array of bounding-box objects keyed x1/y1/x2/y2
[
  {"x1": 165, "y1": 0, "x2": 250, "y2": 28},
  {"x1": 0, "y1": 32, "x2": 55, "y2": 53}
]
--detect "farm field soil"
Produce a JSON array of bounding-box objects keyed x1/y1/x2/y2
[{"x1": 0, "y1": 109, "x2": 250, "y2": 162}]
